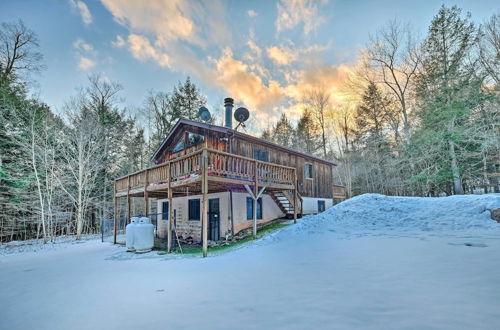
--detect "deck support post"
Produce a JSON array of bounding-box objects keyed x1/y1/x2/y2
[
  {"x1": 244, "y1": 184, "x2": 266, "y2": 239},
  {"x1": 113, "y1": 181, "x2": 117, "y2": 244},
  {"x1": 253, "y1": 160, "x2": 258, "y2": 238},
  {"x1": 202, "y1": 148, "x2": 208, "y2": 257},
  {"x1": 126, "y1": 175, "x2": 131, "y2": 224},
  {"x1": 144, "y1": 169, "x2": 149, "y2": 217},
  {"x1": 167, "y1": 163, "x2": 172, "y2": 253},
  {"x1": 293, "y1": 169, "x2": 298, "y2": 224}
]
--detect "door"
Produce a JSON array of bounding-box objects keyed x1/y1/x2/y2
[{"x1": 208, "y1": 198, "x2": 220, "y2": 241}]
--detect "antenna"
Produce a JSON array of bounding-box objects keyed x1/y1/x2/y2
[
  {"x1": 198, "y1": 106, "x2": 211, "y2": 122},
  {"x1": 233, "y1": 107, "x2": 249, "y2": 130}
]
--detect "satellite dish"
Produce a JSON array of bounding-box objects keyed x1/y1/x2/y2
[
  {"x1": 234, "y1": 107, "x2": 249, "y2": 123},
  {"x1": 198, "y1": 106, "x2": 211, "y2": 122}
]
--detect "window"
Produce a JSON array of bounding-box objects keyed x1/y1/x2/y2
[
  {"x1": 162, "y1": 201, "x2": 169, "y2": 220},
  {"x1": 253, "y1": 148, "x2": 269, "y2": 162},
  {"x1": 173, "y1": 139, "x2": 185, "y2": 153},
  {"x1": 305, "y1": 163, "x2": 313, "y2": 179},
  {"x1": 188, "y1": 199, "x2": 200, "y2": 220},
  {"x1": 187, "y1": 132, "x2": 205, "y2": 147},
  {"x1": 246, "y1": 197, "x2": 263, "y2": 220},
  {"x1": 318, "y1": 200, "x2": 325, "y2": 213}
]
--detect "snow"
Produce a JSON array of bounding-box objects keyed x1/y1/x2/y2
[{"x1": 1, "y1": 194, "x2": 500, "y2": 330}]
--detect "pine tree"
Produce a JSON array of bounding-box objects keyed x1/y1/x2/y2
[{"x1": 414, "y1": 5, "x2": 479, "y2": 194}]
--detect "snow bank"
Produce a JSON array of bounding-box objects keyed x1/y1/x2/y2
[
  {"x1": 0, "y1": 234, "x2": 100, "y2": 256},
  {"x1": 287, "y1": 193, "x2": 500, "y2": 237}
]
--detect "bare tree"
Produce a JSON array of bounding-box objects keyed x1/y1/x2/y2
[
  {"x1": 0, "y1": 19, "x2": 43, "y2": 80},
  {"x1": 302, "y1": 87, "x2": 331, "y2": 158},
  {"x1": 57, "y1": 97, "x2": 104, "y2": 240},
  {"x1": 366, "y1": 19, "x2": 420, "y2": 145},
  {"x1": 479, "y1": 13, "x2": 500, "y2": 85}
]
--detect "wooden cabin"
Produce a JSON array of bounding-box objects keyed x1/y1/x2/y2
[{"x1": 114, "y1": 98, "x2": 346, "y2": 256}]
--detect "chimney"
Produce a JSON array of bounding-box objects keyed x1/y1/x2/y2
[{"x1": 224, "y1": 97, "x2": 234, "y2": 129}]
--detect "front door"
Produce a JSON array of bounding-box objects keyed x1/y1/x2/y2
[{"x1": 208, "y1": 198, "x2": 220, "y2": 241}]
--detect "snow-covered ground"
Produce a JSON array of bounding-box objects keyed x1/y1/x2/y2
[{"x1": 1, "y1": 194, "x2": 499, "y2": 330}]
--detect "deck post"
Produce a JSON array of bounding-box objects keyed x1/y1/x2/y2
[
  {"x1": 293, "y1": 169, "x2": 297, "y2": 224},
  {"x1": 113, "y1": 180, "x2": 117, "y2": 244},
  {"x1": 144, "y1": 169, "x2": 149, "y2": 218},
  {"x1": 253, "y1": 160, "x2": 258, "y2": 239},
  {"x1": 167, "y1": 163, "x2": 172, "y2": 253},
  {"x1": 126, "y1": 175, "x2": 131, "y2": 224},
  {"x1": 202, "y1": 149, "x2": 208, "y2": 257}
]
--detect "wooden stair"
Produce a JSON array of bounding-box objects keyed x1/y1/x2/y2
[{"x1": 269, "y1": 190, "x2": 302, "y2": 218}]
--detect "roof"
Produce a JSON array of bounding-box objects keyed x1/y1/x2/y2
[{"x1": 150, "y1": 118, "x2": 337, "y2": 166}]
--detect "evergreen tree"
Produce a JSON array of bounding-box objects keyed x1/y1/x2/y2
[{"x1": 414, "y1": 5, "x2": 480, "y2": 194}]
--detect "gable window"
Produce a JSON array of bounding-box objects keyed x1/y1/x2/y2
[
  {"x1": 318, "y1": 200, "x2": 325, "y2": 213},
  {"x1": 246, "y1": 197, "x2": 263, "y2": 220},
  {"x1": 187, "y1": 132, "x2": 205, "y2": 147},
  {"x1": 173, "y1": 139, "x2": 185, "y2": 153},
  {"x1": 162, "y1": 201, "x2": 169, "y2": 220},
  {"x1": 305, "y1": 163, "x2": 314, "y2": 179},
  {"x1": 253, "y1": 148, "x2": 268, "y2": 162},
  {"x1": 188, "y1": 199, "x2": 200, "y2": 221}
]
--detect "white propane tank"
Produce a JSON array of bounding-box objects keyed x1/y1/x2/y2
[
  {"x1": 126, "y1": 217, "x2": 139, "y2": 252},
  {"x1": 134, "y1": 217, "x2": 154, "y2": 253}
]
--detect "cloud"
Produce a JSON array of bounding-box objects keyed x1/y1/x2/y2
[
  {"x1": 126, "y1": 34, "x2": 171, "y2": 68},
  {"x1": 247, "y1": 9, "x2": 258, "y2": 17},
  {"x1": 276, "y1": 0, "x2": 328, "y2": 35},
  {"x1": 73, "y1": 38, "x2": 94, "y2": 52},
  {"x1": 267, "y1": 46, "x2": 298, "y2": 66},
  {"x1": 100, "y1": 0, "x2": 349, "y2": 128},
  {"x1": 267, "y1": 43, "x2": 330, "y2": 66},
  {"x1": 211, "y1": 48, "x2": 284, "y2": 112},
  {"x1": 70, "y1": 0, "x2": 93, "y2": 25},
  {"x1": 77, "y1": 56, "x2": 95, "y2": 70}
]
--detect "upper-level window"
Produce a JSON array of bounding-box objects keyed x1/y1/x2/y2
[
  {"x1": 187, "y1": 132, "x2": 205, "y2": 147},
  {"x1": 305, "y1": 163, "x2": 313, "y2": 179},
  {"x1": 253, "y1": 148, "x2": 268, "y2": 162},
  {"x1": 173, "y1": 140, "x2": 185, "y2": 153}
]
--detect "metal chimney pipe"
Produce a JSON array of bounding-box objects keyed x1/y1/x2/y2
[{"x1": 224, "y1": 97, "x2": 234, "y2": 129}]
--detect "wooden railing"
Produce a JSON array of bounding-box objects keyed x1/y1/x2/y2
[
  {"x1": 333, "y1": 184, "x2": 347, "y2": 199},
  {"x1": 115, "y1": 148, "x2": 296, "y2": 193}
]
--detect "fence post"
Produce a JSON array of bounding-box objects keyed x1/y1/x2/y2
[{"x1": 113, "y1": 180, "x2": 117, "y2": 244}]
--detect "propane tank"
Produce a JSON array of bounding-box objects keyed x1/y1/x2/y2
[
  {"x1": 126, "y1": 217, "x2": 139, "y2": 252},
  {"x1": 134, "y1": 217, "x2": 154, "y2": 253}
]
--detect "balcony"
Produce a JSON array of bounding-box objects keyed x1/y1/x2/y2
[{"x1": 114, "y1": 148, "x2": 297, "y2": 197}]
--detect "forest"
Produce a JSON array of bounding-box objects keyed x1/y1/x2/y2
[{"x1": 0, "y1": 5, "x2": 498, "y2": 242}]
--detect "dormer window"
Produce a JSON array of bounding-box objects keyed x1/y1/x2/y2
[
  {"x1": 173, "y1": 140, "x2": 185, "y2": 153},
  {"x1": 188, "y1": 132, "x2": 204, "y2": 147}
]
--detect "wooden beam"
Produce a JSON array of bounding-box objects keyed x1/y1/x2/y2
[
  {"x1": 253, "y1": 160, "x2": 258, "y2": 239},
  {"x1": 126, "y1": 175, "x2": 131, "y2": 224},
  {"x1": 167, "y1": 163, "x2": 172, "y2": 253},
  {"x1": 113, "y1": 181, "x2": 117, "y2": 244},
  {"x1": 144, "y1": 169, "x2": 149, "y2": 217},
  {"x1": 293, "y1": 169, "x2": 297, "y2": 224},
  {"x1": 202, "y1": 148, "x2": 208, "y2": 257}
]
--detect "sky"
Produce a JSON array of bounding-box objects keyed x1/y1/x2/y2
[{"x1": 0, "y1": 0, "x2": 498, "y2": 129}]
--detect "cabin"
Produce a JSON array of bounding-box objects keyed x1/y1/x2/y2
[{"x1": 113, "y1": 98, "x2": 346, "y2": 256}]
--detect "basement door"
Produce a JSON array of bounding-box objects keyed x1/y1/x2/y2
[{"x1": 208, "y1": 198, "x2": 220, "y2": 241}]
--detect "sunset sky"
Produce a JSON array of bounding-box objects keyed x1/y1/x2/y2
[{"x1": 1, "y1": 0, "x2": 498, "y2": 126}]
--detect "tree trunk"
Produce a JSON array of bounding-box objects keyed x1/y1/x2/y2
[{"x1": 448, "y1": 140, "x2": 463, "y2": 194}]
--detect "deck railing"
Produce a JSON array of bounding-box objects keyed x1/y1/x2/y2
[
  {"x1": 115, "y1": 148, "x2": 296, "y2": 193},
  {"x1": 333, "y1": 184, "x2": 347, "y2": 199}
]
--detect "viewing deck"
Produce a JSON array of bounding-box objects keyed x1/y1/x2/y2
[{"x1": 114, "y1": 148, "x2": 297, "y2": 198}]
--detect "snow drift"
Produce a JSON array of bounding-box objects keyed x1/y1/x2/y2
[{"x1": 286, "y1": 193, "x2": 500, "y2": 237}]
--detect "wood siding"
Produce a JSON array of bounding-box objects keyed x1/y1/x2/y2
[{"x1": 154, "y1": 123, "x2": 335, "y2": 199}]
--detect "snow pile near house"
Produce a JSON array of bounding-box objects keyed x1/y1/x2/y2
[{"x1": 292, "y1": 193, "x2": 500, "y2": 237}]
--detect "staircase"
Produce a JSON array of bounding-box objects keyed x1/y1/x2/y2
[{"x1": 270, "y1": 190, "x2": 302, "y2": 218}]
